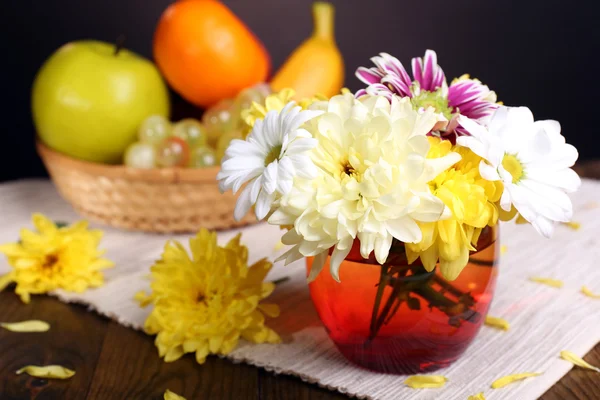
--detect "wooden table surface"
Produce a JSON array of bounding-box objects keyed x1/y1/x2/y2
[{"x1": 0, "y1": 161, "x2": 599, "y2": 400}]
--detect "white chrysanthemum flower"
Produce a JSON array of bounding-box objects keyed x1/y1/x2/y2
[
  {"x1": 457, "y1": 106, "x2": 581, "y2": 237},
  {"x1": 217, "y1": 102, "x2": 323, "y2": 221},
  {"x1": 270, "y1": 93, "x2": 460, "y2": 281}
]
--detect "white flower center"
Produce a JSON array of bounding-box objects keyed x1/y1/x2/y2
[
  {"x1": 264, "y1": 145, "x2": 282, "y2": 166},
  {"x1": 502, "y1": 154, "x2": 524, "y2": 183}
]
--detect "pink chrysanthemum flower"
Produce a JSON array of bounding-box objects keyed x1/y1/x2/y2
[{"x1": 355, "y1": 50, "x2": 498, "y2": 137}]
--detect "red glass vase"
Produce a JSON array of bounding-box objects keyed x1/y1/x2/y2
[{"x1": 306, "y1": 227, "x2": 498, "y2": 374}]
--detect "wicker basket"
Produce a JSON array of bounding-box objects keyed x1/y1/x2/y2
[{"x1": 36, "y1": 141, "x2": 256, "y2": 233}]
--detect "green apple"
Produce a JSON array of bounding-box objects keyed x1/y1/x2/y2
[{"x1": 32, "y1": 40, "x2": 170, "y2": 164}]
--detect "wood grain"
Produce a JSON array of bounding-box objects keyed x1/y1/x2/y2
[
  {"x1": 86, "y1": 321, "x2": 259, "y2": 400},
  {"x1": 258, "y1": 370, "x2": 350, "y2": 400},
  {"x1": 540, "y1": 348, "x2": 600, "y2": 400},
  {"x1": 0, "y1": 291, "x2": 108, "y2": 399}
]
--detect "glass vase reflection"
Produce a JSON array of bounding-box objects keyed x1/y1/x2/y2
[{"x1": 306, "y1": 226, "x2": 498, "y2": 374}]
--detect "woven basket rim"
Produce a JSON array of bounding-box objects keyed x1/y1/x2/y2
[{"x1": 36, "y1": 141, "x2": 221, "y2": 184}]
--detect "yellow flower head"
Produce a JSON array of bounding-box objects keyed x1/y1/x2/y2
[
  {"x1": 0, "y1": 213, "x2": 113, "y2": 303},
  {"x1": 241, "y1": 88, "x2": 296, "y2": 135},
  {"x1": 240, "y1": 87, "x2": 345, "y2": 136},
  {"x1": 406, "y1": 138, "x2": 503, "y2": 280},
  {"x1": 136, "y1": 229, "x2": 280, "y2": 364}
]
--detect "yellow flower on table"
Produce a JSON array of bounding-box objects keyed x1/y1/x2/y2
[
  {"x1": 0, "y1": 213, "x2": 113, "y2": 303},
  {"x1": 406, "y1": 138, "x2": 503, "y2": 280},
  {"x1": 136, "y1": 229, "x2": 280, "y2": 364}
]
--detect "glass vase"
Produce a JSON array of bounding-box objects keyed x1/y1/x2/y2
[{"x1": 306, "y1": 226, "x2": 498, "y2": 374}]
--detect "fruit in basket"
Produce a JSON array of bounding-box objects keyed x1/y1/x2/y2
[
  {"x1": 124, "y1": 142, "x2": 157, "y2": 169},
  {"x1": 32, "y1": 40, "x2": 170, "y2": 164},
  {"x1": 234, "y1": 83, "x2": 272, "y2": 113},
  {"x1": 156, "y1": 137, "x2": 190, "y2": 168},
  {"x1": 203, "y1": 99, "x2": 239, "y2": 146},
  {"x1": 188, "y1": 146, "x2": 217, "y2": 168},
  {"x1": 154, "y1": 0, "x2": 270, "y2": 108},
  {"x1": 139, "y1": 115, "x2": 172, "y2": 145},
  {"x1": 270, "y1": 2, "x2": 344, "y2": 100},
  {"x1": 173, "y1": 119, "x2": 207, "y2": 148}
]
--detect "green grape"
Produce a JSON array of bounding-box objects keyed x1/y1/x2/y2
[
  {"x1": 138, "y1": 115, "x2": 171, "y2": 144},
  {"x1": 188, "y1": 146, "x2": 217, "y2": 168},
  {"x1": 235, "y1": 83, "x2": 272, "y2": 113},
  {"x1": 202, "y1": 99, "x2": 240, "y2": 147},
  {"x1": 124, "y1": 142, "x2": 156, "y2": 169},
  {"x1": 156, "y1": 137, "x2": 190, "y2": 168},
  {"x1": 172, "y1": 119, "x2": 207, "y2": 148},
  {"x1": 216, "y1": 130, "x2": 243, "y2": 162}
]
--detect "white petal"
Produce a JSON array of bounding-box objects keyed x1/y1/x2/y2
[
  {"x1": 479, "y1": 160, "x2": 501, "y2": 181},
  {"x1": 488, "y1": 106, "x2": 509, "y2": 133},
  {"x1": 421, "y1": 152, "x2": 461, "y2": 182},
  {"x1": 531, "y1": 215, "x2": 555, "y2": 238},
  {"x1": 409, "y1": 194, "x2": 446, "y2": 222},
  {"x1": 385, "y1": 216, "x2": 422, "y2": 243},
  {"x1": 268, "y1": 209, "x2": 296, "y2": 225},
  {"x1": 358, "y1": 232, "x2": 376, "y2": 259},
  {"x1": 307, "y1": 251, "x2": 328, "y2": 282},
  {"x1": 285, "y1": 137, "x2": 318, "y2": 155},
  {"x1": 262, "y1": 162, "x2": 279, "y2": 194},
  {"x1": 255, "y1": 190, "x2": 275, "y2": 220},
  {"x1": 276, "y1": 157, "x2": 295, "y2": 194},
  {"x1": 373, "y1": 234, "x2": 393, "y2": 265},
  {"x1": 408, "y1": 135, "x2": 430, "y2": 155},
  {"x1": 288, "y1": 109, "x2": 324, "y2": 132},
  {"x1": 527, "y1": 167, "x2": 581, "y2": 192},
  {"x1": 457, "y1": 115, "x2": 489, "y2": 138},
  {"x1": 500, "y1": 184, "x2": 514, "y2": 212},
  {"x1": 330, "y1": 244, "x2": 352, "y2": 282},
  {"x1": 233, "y1": 185, "x2": 254, "y2": 221}
]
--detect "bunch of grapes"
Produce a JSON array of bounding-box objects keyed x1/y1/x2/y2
[{"x1": 124, "y1": 83, "x2": 271, "y2": 169}]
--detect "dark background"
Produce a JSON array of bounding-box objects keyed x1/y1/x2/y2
[{"x1": 2, "y1": 0, "x2": 598, "y2": 182}]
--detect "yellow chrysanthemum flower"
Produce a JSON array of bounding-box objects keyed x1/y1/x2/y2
[
  {"x1": 240, "y1": 87, "x2": 351, "y2": 136},
  {"x1": 241, "y1": 88, "x2": 295, "y2": 131},
  {"x1": 136, "y1": 229, "x2": 280, "y2": 364},
  {"x1": 0, "y1": 213, "x2": 113, "y2": 303},
  {"x1": 406, "y1": 138, "x2": 503, "y2": 280}
]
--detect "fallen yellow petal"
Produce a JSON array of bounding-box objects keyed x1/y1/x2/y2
[
  {"x1": 581, "y1": 286, "x2": 600, "y2": 299},
  {"x1": 562, "y1": 221, "x2": 581, "y2": 230},
  {"x1": 468, "y1": 393, "x2": 486, "y2": 400},
  {"x1": 134, "y1": 291, "x2": 153, "y2": 307},
  {"x1": 404, "y1": 375, "x2": 448, "y2": 389},
  {"x1": 484, "y1": 315, "x2": 510, "y2": 331},
  {"x1": 491, "y1": 372, "x2": 542, "y2": 389},
  {"x1": 529, "y1": 277, "x2": 564, "y2": 288},
  {"x1": 16, "y1": 365, "x2": 75, "y2": 379},
  {"x1": 1, "y1": 320, "x2": 50, "y2": 332},
  {"x1": 560, "y1": 351, "x2": 600, "y2": 372},
  {"x1": 500, "y1": 245, "x2": 508, "y2": 255},
  {"x1": 164, "y1": 389, "x2": 186, "y2": 400}
]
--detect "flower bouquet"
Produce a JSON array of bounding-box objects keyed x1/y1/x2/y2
[{"x1": 217, "y1": 50, "x2": 581, "y2": 374}]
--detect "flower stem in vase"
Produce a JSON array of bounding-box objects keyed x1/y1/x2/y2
[{"x1": 366, "y1": 258, "x2": 482, "y2": 344}]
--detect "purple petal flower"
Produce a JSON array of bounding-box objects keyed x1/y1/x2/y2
[
  {"x1": 355, "y1": 53, "x2": 412, "y2": 97},
  {"x1": 356, "y1": 67, "x2": 384, "y2": 85},
  {"x1": 411, "y1": 50, "x2": 446, "y2": 92},
  {"x1": 381, "y1": 74, "x2": 411, "y2": 97},
  {"x1": 448, "y1": 75, "x2": 499, "y2": 126},
  {"x1": 354, "y1": 51, "x2": 499, "y2": 138}
]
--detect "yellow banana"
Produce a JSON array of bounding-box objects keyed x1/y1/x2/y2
[{"x1": 271, "y1": 2, "x2": 344, "y2": 100}]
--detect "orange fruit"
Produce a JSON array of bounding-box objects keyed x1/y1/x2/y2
[{"x1": 153, "y1": 0, "x2": 270, "y2": 108}]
